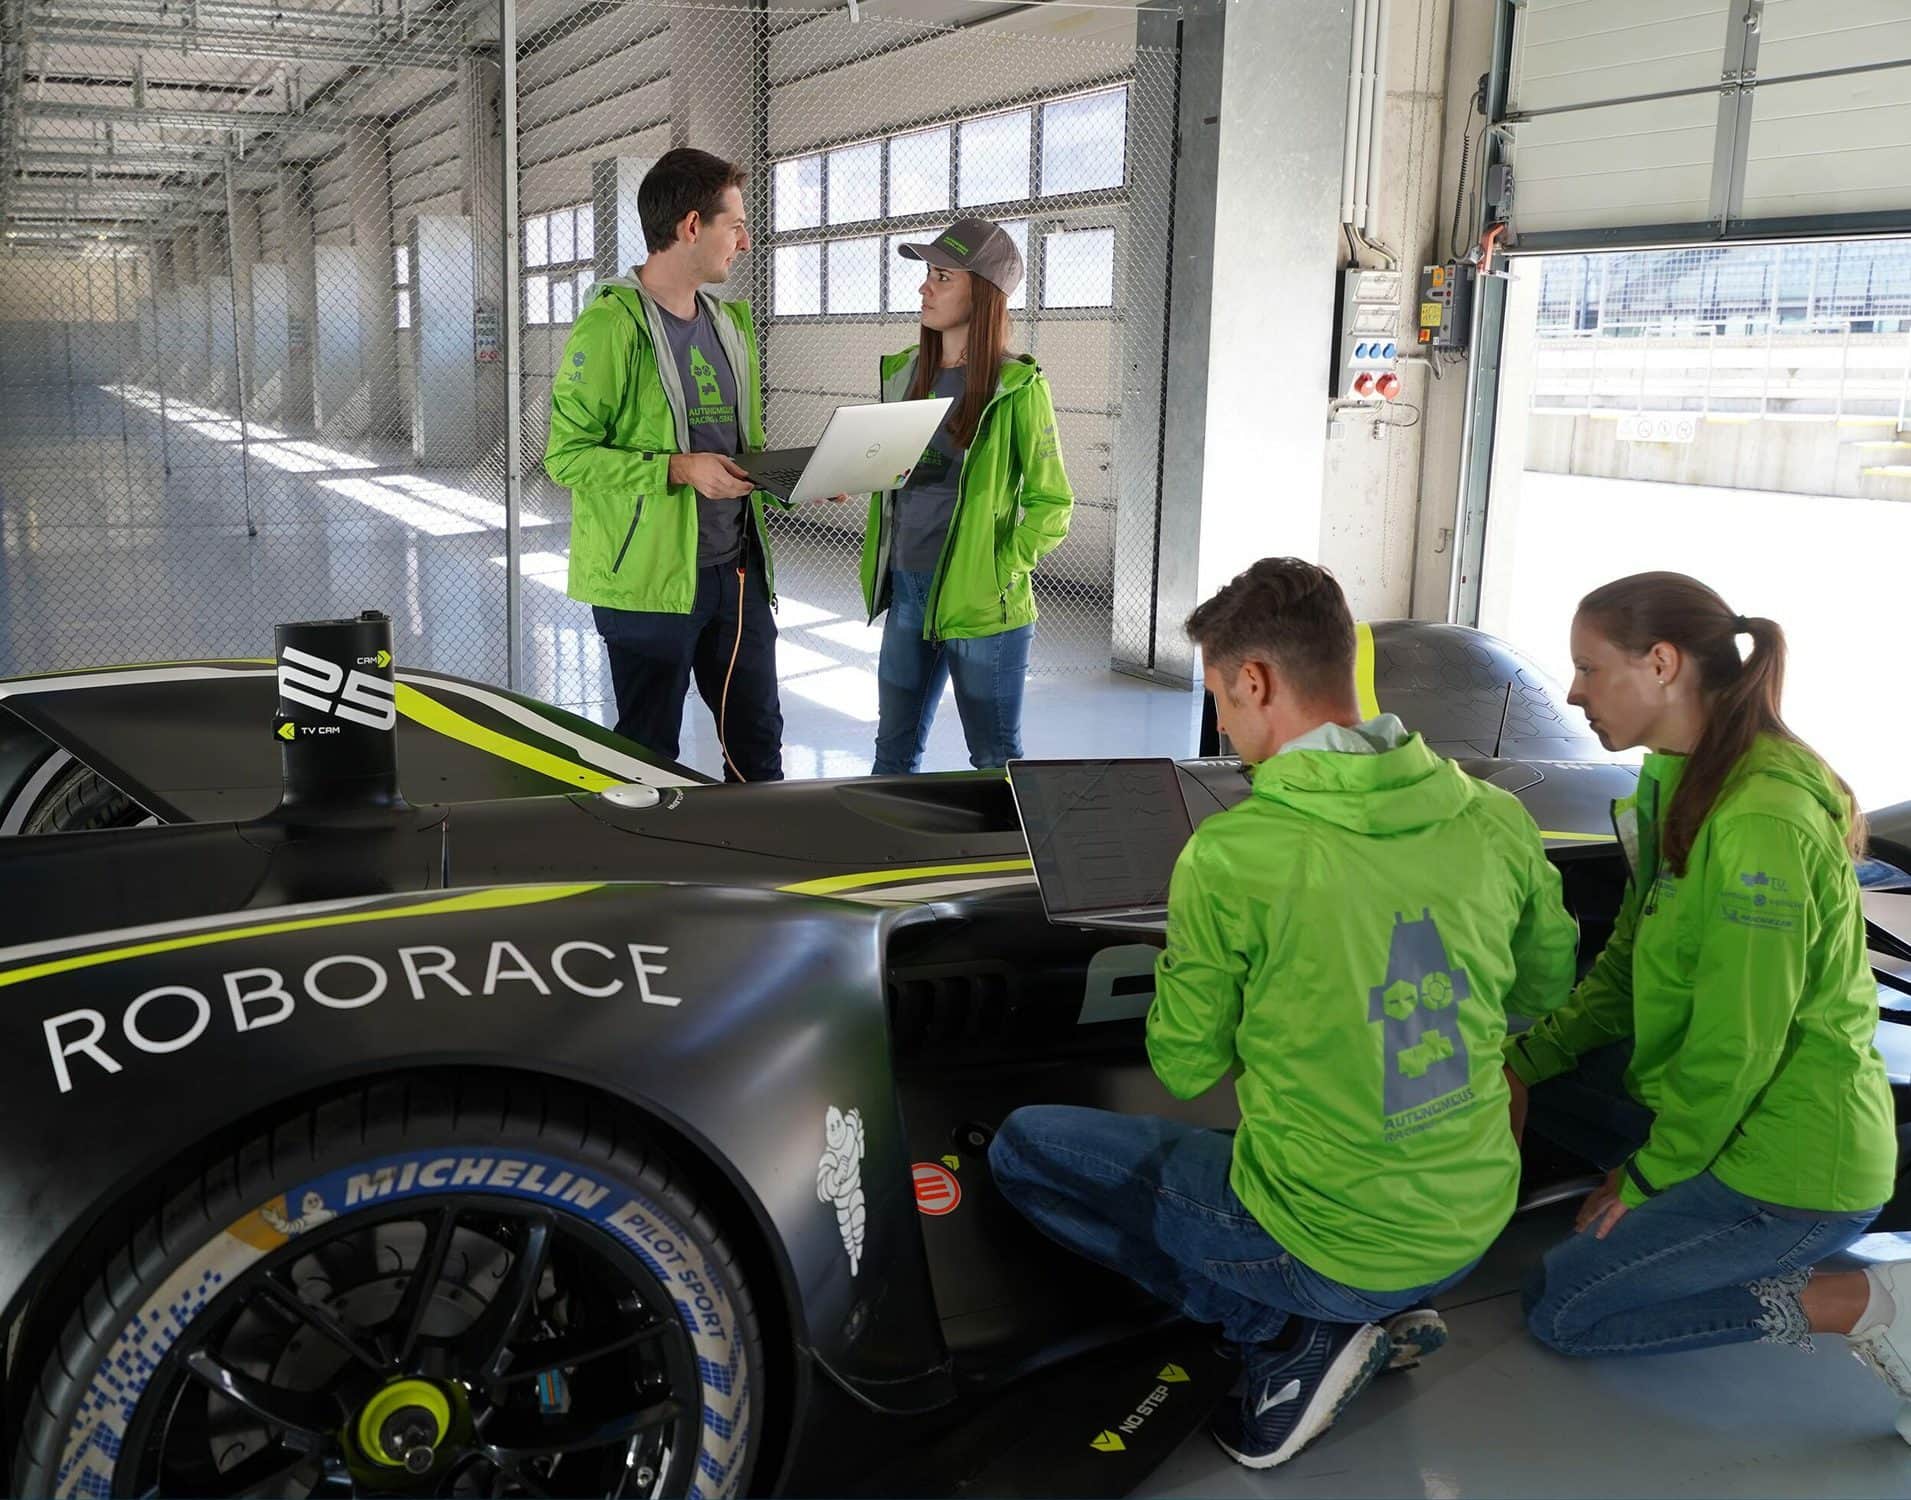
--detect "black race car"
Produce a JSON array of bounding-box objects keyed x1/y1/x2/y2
[{"x1": 0, "y1": 613, "x2": 1905, "y2": 1500}]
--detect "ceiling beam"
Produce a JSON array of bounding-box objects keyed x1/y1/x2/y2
[
  {"x1": 24, "y1": 97, "x2": 361, "y2": 131},
  {"x1": 18, "y1": 19, "x2": 478, "y2": 68}
]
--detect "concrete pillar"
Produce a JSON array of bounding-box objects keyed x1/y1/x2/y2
[
  {"x1": 250, "y1": 263, "x2": 291, "y2": 425},
  {"x1": 207, "y1": 272, "x2": 238, "y2": 407},
  {"x1": 461, "y1": 54, "x2": 507, "y2": 460},
  {"x1": 177, "y1": 283, "x2": 210, "y2": 397},
  {"x1": 146, "y1": 240, "x2": 175, "y2": 394},
  {"x1": 410, "y1": 214, "x2": 479, "y2": 464},
  {"x1": 592, "y1": 155, "x2": 661, "y2": 281},
  {"x1": 173, "y1": 228, "x2": 199, "y2": 286},
  {"x1": 228, "y1": 190, "x2": 261, "y2": 412},
  {"x1": 278, "y1": 164, "x2": 317, "y2": 429},
  {"x1": 344, "y1": 123, "x2": 402, "y2": 439},
  {"x1": 312, "y1": 244, "x2": 362, "y2": 438},
  {"x1": 171, "y1": 228, "x2": 207, "y2": 394},
  {"x1": 1149, "y1": 0, "x2": 1356, "y2": 682}
]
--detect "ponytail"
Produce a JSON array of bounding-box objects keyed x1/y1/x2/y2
[{"x1": 1576, "y1": 573, "x2": 1866, "y2": 874}]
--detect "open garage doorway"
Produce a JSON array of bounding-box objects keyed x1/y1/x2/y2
[{"x1": 1477, "y1": 238, "x2": 1911, "y2": 811}]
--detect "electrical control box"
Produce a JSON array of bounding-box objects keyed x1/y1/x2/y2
[
  {"x1": 1417, "y1": 261, "x2": 1474, "y2": 355},
  {"x1": 1333, "y1": 268, "x2": 1404, "y2": 403}
]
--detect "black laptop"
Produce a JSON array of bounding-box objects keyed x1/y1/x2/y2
[{"x1": 1007, "y1": 758, "x2": 1195, "y2": 934}]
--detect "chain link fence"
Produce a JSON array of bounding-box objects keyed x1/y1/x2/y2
[
  {"x1": 0, "y1": 0, "x2": 514, "y2": 682},
  {"x1": 513, "y1": 1, "x2": 1180, "y2": 722},
  {"x1": 1, "y1": 0, "x2": 1179, "y2": 739}
]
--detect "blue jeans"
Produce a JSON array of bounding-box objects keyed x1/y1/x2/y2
[
  {"x1": 873, "y1": 568, "x2": 1032, "y2": 773},
  {"x1": 1524, "y1": 1172, "x2": 1877, "y2": 1357},
  {"x1": 1523, "y1": 1044, "x2": 1878, "y2": 1357},
  {"x1": 592, "y1": 549, "x2": 782, "y2": 782},
  {"x1": 989, "y1": 1105, "x2": 1476, "y2": 1346}
]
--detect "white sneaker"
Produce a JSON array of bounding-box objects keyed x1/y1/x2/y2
[
  {"x1": 1847, "y1": 1261, "x2": 1911, "y2": 1400},
  {"x1": 1382, "y1": 1307, "x2": 1447, "y2": 1371}
]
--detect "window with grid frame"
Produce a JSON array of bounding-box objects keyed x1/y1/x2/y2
[
  {"x1": 769, "y1": 84, "x2": 1129, "y2": 321},
  {"x1": 522, "y1": 203, "x2": 597, "y2": 327}
]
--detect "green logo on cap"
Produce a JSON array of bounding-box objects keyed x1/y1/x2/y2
[{"x1": 940, "y1": 234, "x2": 971, "y2": 255}]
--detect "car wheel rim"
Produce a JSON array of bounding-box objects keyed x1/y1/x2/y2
[{"x1": 116, "y1": 1195, "x2": 701, "y2": 1498}]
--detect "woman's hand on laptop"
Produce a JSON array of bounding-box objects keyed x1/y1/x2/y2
[{"x1": 670, "y1": 453, "x2": 755, "y2": 499}]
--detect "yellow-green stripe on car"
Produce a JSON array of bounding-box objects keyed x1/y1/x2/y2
[
  {"x1": 393, "y1": 684, "x2": 621, "y2": 793},
  {"x1": 0, "y1": 884, "x2": 603, "y2": 991},
  {"x1": 778, "y1": 859, "x2": 1034, "y2": 898}
]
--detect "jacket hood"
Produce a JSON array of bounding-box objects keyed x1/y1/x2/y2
[
  {"x1": 1733, "y1": 733, "x2": 1855, "y2": 833},
  {"x1": 592, "y1": 278, "x2": 738, "y2": 316},
  {"x1": 1250, "y1": 732, "x2": 1477, "y2": 836}
]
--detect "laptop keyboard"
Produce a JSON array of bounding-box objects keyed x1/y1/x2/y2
[{"x1": 750, "y1": 463, "x2": 808, "y2": 497}]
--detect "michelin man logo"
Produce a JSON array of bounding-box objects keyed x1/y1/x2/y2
[
  {"x1": 259, "y1": 1189, "x2": 337, "y2": 1237},
  {"x1": 1367, "y1": 909, "x2": 1474, "y2": 1119},
  {"x1": 815, "y1": 1106, "x2": 867, "y2": 1277}
]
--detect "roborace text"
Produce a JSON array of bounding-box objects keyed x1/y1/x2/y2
[{"x1": 41, "y1": 939, "x2": 681, "y2": 1093}]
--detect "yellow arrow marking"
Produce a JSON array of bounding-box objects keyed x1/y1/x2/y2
[
  {"x1": 1158, "y1": 1363, "x2": 1189, "y2": 1383},
  {"x1": 1090, "y1": 1431, "x2": 1125, "y2": 1453},
  {"x1": 940, "y1": 1154, "x2": 960, "y2": 1171},
  {"x1": 276, "y1": 721, "x2": 295, "y2": 741}
]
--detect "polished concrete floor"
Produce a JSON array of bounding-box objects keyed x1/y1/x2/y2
[
  {"x1": 0, "y1": 385, "x2": 1198, "y2": 777},
  {"x1": 1139, "y1": 1208, "x2": 1911, "y2": 1499}
]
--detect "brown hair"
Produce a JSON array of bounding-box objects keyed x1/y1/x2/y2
[
  {"x1": 639, "y1": 147, "x2": 747, "y2": 254},
  {"x1": 1576, "y1": 571, "x2": 1865, "y2": 873},
  {"x1": 1184, "y1": 557, "x2": 1357, "y2": 703},
  {"x1": 908, "y1": 272, "x2": 1010, "y2": 449}
]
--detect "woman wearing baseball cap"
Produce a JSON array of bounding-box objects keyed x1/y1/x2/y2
[{"x1": 858, "y1": 217, "x2": 1075, "y2": 772}]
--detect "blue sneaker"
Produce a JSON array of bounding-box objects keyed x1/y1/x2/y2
[{"x1": 1211, "y1": 1320, "x2": 1391, "y2": 1470}]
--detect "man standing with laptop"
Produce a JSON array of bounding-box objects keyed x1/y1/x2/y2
[
  {"x1": 544, "y1": 148, "x2": 784, "y2": 781},
  {"x1": 991, "y1": 558, "x2": 1578, "y2": 1470}
]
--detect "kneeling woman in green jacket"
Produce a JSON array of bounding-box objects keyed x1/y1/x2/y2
[
  {"x1": 1507, "y1": 572, "x2": 1909, "y2": 1406},
  {"x1": 861, "y1": 218, "x2": 1073, "y2": 772}
]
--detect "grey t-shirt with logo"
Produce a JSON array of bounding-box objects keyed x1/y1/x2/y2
[
  {"x1": 893, "y1": 364, "x2": 970, "y2": 573},
  {"x1": 653, "y1": 301, "x2": 745, "y2": 567}
]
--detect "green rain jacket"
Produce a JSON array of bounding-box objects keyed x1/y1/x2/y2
[
  {"x1": 859, "y1": 349, "x2": 1074, "y2": 640},
  {"x1": 543, "y1": 278, "x2": 785, "y2": 613},
  {"x1": 1147, "y1": 720, "x2": 1580, "y2": 1290},
  {"x1": 1504, "y1": 735, "x2": 1896, "y2": 1213}
]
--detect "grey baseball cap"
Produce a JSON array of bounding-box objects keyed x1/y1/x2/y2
[{"x1": 897, "y1": 218, "x2": 1024, "y2": 297}]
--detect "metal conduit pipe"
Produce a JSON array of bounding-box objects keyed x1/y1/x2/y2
[
  {"x1": 1339, "y1": 0, "x2": 1367, "y2": 227},
  {"x1": 1357, "y1": 0, "x2": 1390, "y2": 235},
  {"x1": 1349, "y1": 0, "x2": 1379, "y2": 242}
]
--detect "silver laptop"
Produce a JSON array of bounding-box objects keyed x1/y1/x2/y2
[
  {"x1": 742, "y1": 397, "x2": 953, "y2": 503},
  {"x1": 1007, "y1": 758, "x2": 1195, "y2": 934}
]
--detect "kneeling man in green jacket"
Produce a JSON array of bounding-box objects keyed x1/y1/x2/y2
[{"x1": 991, "y1": 557, "x2": 1578, "y2": 1470}]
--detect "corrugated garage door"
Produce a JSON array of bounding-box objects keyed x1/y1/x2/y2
[{"x1": 1507, "y1": 0, "x2": 1911, "y2": 248}]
